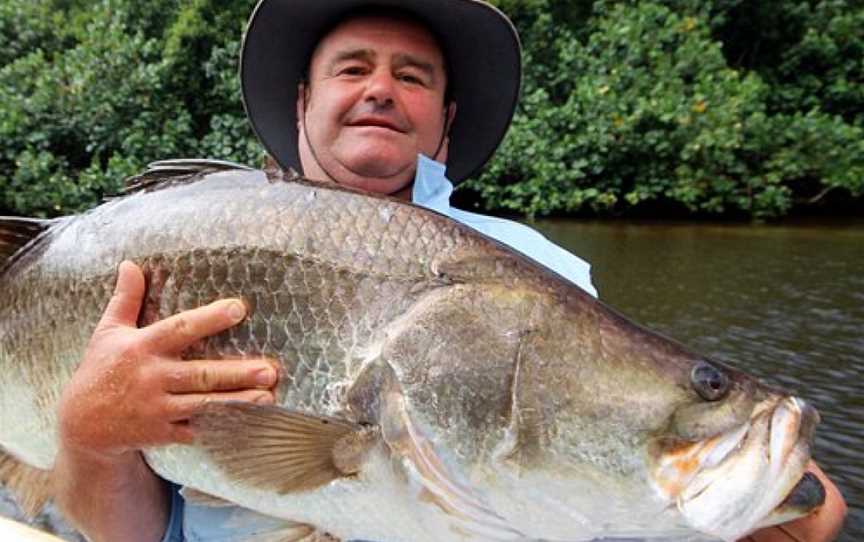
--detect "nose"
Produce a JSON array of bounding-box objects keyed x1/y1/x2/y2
[{"x1": 363, "y1": 69, "x2": 396, "y2": 107}]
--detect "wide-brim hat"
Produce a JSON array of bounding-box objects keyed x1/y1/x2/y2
[{"x1": 240, "y1": 0, "x2": 521, "y2": 182}]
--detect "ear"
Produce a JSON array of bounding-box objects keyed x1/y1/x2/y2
[
  {"x1": 296, "y1": 82, "x2": 309, "y2": 133},
  {"x1": 434, "y1": 101, "x2": 458, "y2": 164},
  {"x1": 445, "y1": 101, "x2": 457, "y2": 133}
]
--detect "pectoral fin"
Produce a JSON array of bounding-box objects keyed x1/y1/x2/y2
[
  {"x1": 190, "y1": 402, "x2": 378, "y2": 494},
  {"x1": 0, "y1": 450, "x2": 52, "y2": 518}
]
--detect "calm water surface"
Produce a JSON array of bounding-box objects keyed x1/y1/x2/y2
[{"x1": 535, "y1": 219, "x2": 864, "y2": 541}]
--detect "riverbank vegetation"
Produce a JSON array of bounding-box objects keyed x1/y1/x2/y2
[{"x1": 1, "y1": 0, "x2": 862, "y2": 219}]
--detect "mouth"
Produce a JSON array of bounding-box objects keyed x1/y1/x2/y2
[
  {"x1": 346, "y1": 116, "x2": 407, "y2": 133},
  {"x1": 651, "y1": 397, "x2": 821, "y2": 539}
]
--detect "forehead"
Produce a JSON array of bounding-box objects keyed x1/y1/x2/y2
[{"x1": 310, "y1": 14, "x2": 446, "y2": 68}]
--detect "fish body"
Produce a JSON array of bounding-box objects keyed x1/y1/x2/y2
[{"x1": 0, "y1": 161, "x2": 822, "y2": 541}]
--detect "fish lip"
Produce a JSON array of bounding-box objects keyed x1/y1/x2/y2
[
  {"x1": 768, "y1": 397, "x2": 819, "y2": 479},
  {"x1": 699, "y1": 396, "x2": 817, "y2": 476},
  {"x1": 658, "y1": 396, "x2": 819, "y2": 540},
  {"x1": 652, "y1": 396, "x2": 818, "y2": 504}
]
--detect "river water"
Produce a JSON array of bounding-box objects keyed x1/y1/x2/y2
[
  {"x1": 2, "y1": 219, "x2": 862, "y2": 540},
  {"x1": 534, "y1": 218, "x2": 864, "y2": 541}
]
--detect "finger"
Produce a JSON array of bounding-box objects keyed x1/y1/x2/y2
[
  {"x1": 99, "y1": 260, "x2": 146, "y2": 328},
  {"x1": 800, "y1": 462, "x2": 847, "y2": 539},
  {"x1": 161, "y1": 359, "x2": 278, "y2": 393},
  {"x1": 166, "y1": 390, "x2": 276, "y2": 422},
  {"x1": 140, "y1": 298, "x2": 247, "y2": 353}
]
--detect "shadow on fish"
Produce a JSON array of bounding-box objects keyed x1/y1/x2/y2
[{"x1": 0, "y1": 160, "x2": 825, "y2": 541}]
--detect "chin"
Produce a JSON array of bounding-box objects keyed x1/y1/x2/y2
[
  {"x1": 342, "y1": 175, "x2": 412, "y2": 196},
  {"x1": 336, "y1": 137, "x2": 416, "y2": 170},
  {"x1": 342, "y1": 154, "x2": 415, "y2": 180}
]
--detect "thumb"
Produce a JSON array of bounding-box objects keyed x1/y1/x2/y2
[{"x1": 99, "y1": 260, "x2": 146, "y2": 328}]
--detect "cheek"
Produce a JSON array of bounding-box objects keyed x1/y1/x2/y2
[
  {"x1": 406, "y1": 96, "x2": 446, "y2": 139},
  {"x1": 306, "y1": 86, "x2": 355, "y2": 129}
]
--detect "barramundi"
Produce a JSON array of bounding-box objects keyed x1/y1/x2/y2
[{"x1": 0, "y1": 160, "x2": 825, "y2": 541}]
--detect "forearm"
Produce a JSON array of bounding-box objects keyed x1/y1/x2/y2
[{"x1": 53, "y1": 447, "x2": 170, "y2": 542}]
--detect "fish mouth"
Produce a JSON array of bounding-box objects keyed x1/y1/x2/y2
[{"x1": 651, "y1": 397, "x2": 820, "y2": 540}]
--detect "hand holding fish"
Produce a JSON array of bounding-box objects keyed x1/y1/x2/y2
[
  {"x1": 52, "y1": 260, "x2": 279, "y2": 542},
  {"x1": 56, "y1": 260, "x2": 278, "y2": 456}
]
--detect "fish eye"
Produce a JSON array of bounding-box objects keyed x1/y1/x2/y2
[{"x1": 691, "y1": 361, "x2": 730, "y2": 402}]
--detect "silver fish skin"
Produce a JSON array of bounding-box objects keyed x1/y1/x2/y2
[{"x1": 0, "y1": 161, "x2": 822, "y2": 541}]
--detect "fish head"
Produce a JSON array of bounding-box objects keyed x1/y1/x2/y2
[
  {"x1": 649, "y1": 358, "x2": 822, "y2": 540},
  {"x1": 492, "y1": 301, "x2": 822, "y2": 540}
]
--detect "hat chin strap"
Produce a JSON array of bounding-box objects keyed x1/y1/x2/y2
[
  {"x1": 299, "y1": 105, "x2": 346, "y2": 190},
  {"x1": 299, "y1": 101, "x2": 451, "y2": 196},
  {"x1": 432, "y1": 105, "x2": 452, "y2": 162}
]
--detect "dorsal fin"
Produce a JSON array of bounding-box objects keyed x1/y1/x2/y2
[
  {"x1": 0, "y1": 217, "x2": 56, "y2": 269},
  {"x1": 122, "y1": 158, "x2": 255, "y2": 195}
]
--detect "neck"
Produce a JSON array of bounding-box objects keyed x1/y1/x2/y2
[{"x1": 390, "y1": 184, "x2": 413, "y2": 201}]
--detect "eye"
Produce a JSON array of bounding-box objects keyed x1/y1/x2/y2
[
  {"x1": 338, "y1": 65, "x2": 367, "y2": 76},
  {"x1": 397, "y1": 72, "x2": 426, "y2": 86},
  {"x1": 691, "y1": 361, "x2": 730, "y2": 402}
]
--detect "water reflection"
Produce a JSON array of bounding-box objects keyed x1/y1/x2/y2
[{"x1": 534, "y1": 219, "x2": 864, "y2": 541}]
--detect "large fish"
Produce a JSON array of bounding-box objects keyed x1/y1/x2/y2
[{"x1": 0, "y1": 160, "x2": 824, "y2": 541}]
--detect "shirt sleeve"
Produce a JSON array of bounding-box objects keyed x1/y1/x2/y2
[{"x1": 160, "y1": 482, "x2": 185, "y2": 542}]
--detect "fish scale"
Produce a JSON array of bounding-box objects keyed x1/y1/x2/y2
[{"x1": 0, "y1": 162, "x2": 823, "y2": 541}]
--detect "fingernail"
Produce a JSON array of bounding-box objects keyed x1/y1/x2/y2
[
  {"x1": 256, "y1": 367, "x2": 276, "y2": 386},
  {"x1": 227, "y1": 301, "x2": 246, "y2": 322}
]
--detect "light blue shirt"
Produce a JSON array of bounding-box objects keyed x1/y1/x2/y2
[
  {"x1": 412, "y1": 155, "x2": 596, "y2": 296},
  {"x1": 161, "y1": 156, "x2": 596, "y2": 542}
]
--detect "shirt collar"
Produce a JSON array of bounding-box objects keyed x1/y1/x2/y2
[{"x1": 411, "y1": 154, "x2": 453, "y2": 213}]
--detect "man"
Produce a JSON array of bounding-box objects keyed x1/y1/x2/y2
[{"x1": 53, "y1": 1, "x2": 845, "y2": 541}]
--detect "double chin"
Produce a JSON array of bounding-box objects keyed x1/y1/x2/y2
[{"x1": 332, "y1": 142, "x2": 417, "y2": 185}]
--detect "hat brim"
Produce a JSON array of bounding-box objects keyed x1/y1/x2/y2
[{"x1": 240, "y1": 0, "x2": 521, "y2": 183}]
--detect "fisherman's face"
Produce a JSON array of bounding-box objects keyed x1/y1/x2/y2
[{"x1": 297, "y1": 15, "x2": 455, "y2": 198}]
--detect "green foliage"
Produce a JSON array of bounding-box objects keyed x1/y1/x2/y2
[
  {"x1": 0, "y1": 2, "x2": 70, "y2": 68},
  {"x1": 468, "y1": 0, "x2": 864, "y2": 218},
  {"x1": 0, "y1": 0, "x2": 260, "y2": 217},
  {"x1": 695, "y1": 0, "x2": 863, "y2": 123},
  {"x1": 0, "y1": 0, "x2": 861, "y2": 218},
  {"x1": 469, "y1": 2, "x2": 763, "y2": 215},
  {"x1": 1, "y1": 3, "x2": 186, "y2": 215},
  {"x1": 769, "y1": 3, "x2": 864, "y2": 122},
  {"x1": 742, "y1": 112, "x2": 864, "y2": 206}
]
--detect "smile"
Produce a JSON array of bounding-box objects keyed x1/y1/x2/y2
[{"x1": 346, "y1": 116, "x2": 408, "y2": 133}]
